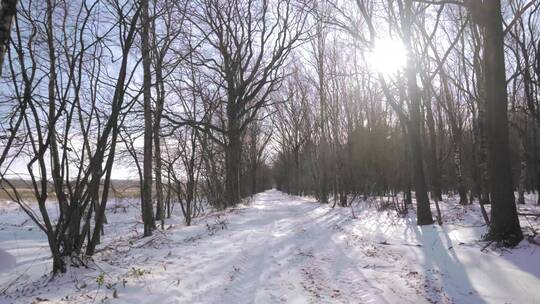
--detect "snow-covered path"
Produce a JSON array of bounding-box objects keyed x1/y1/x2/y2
[
  {"x1": 169, "y1": 189, "x2": 391, "y2": 304},
  {"x1": 2, "y1": 189, "x2": 540, "y2": 303}
]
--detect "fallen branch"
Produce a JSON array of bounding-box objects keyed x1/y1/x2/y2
[
  {"x1": 378, "y1": 241, "x2": 423, "y2": 247},
  {"x1": 481, "y1": 240, "x2": 495, "y2": 252}
]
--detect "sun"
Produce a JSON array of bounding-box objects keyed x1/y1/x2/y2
[{"x1": 367, "y1": 37, "x2": 408, "y2": 76}]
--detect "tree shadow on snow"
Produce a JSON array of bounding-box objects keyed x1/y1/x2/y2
[{"x1": 408, "y1": 221, "x2": 487, "y2": 304}]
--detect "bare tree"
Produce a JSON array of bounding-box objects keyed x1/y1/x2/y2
[
  {"x1": 0, "y1": 0, "x2": 144, "y2": 272},
  {"x1": 166, "y1": 0, "x2": 309, "y2": 207}
]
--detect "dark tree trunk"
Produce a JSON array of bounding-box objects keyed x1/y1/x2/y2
[
  {"x1": 405, "y1": 186, "x2": 412, "y2": 205},
  {"x1": 425, "y1": 98, "x2": 442, "y2": 202},
  {"x1": 141, "y1": 0, "x2": 155, "y2": 236},
  {"x1": 453, "y1": 139, "x2": 468, "y2": 205},
  {"x1": 0, "y1": 0, "x2": 17, "y2": 75},
  {"x1": 471, "y1": 115, "x2": 483, "y2": 203},
  {"x1": 533, "y1": 125, "x2": 540, "y2": 205},
  {"x1": 154, "y1": 127, "x2": 164, "y2": 222},
  {"x1": 316, "y1": 9, "x2": 329, "y2": 204},
  {"x1": 153, "y1": 65, "x2": 164, "y2": 225},
  {"x1": 225, "y1": 129, "x2": 241, "y2": 207},
  {"x1": 407, "y1": 119, "x2": 434, "y2": 225},
  {"x1": 477, "y1": 92, "x2": 491, "y2": 206},
  {"x1": 249, "y1": 128, "x2": 258, "y2": 196},
  {"x1": 480, "y1": 0, "x2": 523, "y2": 245},
  {"x1": 403, "y1": 0, "x2": 433, "y2": 226},
  {"x1": 470, "y1": 22, "x2": 492, "y2": 208},
  {"x1": 251, "y1": 161, "x2": 257, "y2": 195},
  {"x1": 294, "y1": 147, "x2": 300, "y2": 195},
  {"x1": 518, "y1": 141, "x2": 527, "y2": 205},
  {"x1": 166, "y1": 170, "x2": 172, "y2": 218}
]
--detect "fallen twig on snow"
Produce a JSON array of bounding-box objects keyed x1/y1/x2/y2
[
  {"x1": 481, "y1": 240, "x2": 495, "y2": 252},
  {"x1": 378, "y1": 240, "x2": 423, "y2": 247}
]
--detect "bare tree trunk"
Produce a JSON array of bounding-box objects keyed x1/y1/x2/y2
[
  {"x1": 141, "y1": 0, "x2": 155, "y2": 236},
  {"x1": 533, "y1": 127, "x2": 540, "y2": 205},
  {"x1": 407, "y1": 119, "x2": 433, "y2": 225},
  {"x1": 153, "y1": 65, "x2": 164, "y2": 226},
  {"x1": 425, "y1": 97, "x2": 442, "y2": 202},
  {"x1": 225, "y1": 128, "x2": 241, "y2": 207},
  {"x1": 518, "y1": 139, "x2": 527, "y2": 205},
  {"x1": 316, "y1": 10, "x2": 329, "y2": 204},
  {"x1": 532, "y1": 124, "x2": 540, "y2": 205},
  {"x1": 154, "y1": 126, "x2": 164, "y2": 224},
  {"x1": 479, "y1": 0, "x2": 522, "y2": 245},
  {"x1": 294, "y1": 147, "x2": 300, "y2": 195},
  {"x1": 166, "y1": 170, "x2": 172, "y2": 218},
  {"x1": 471, "y1": 122, "x2": 481, "y2": 196},
  {"x1": 405, "y1": 186, "x2": 412, "y2": 205},
  {"x1": 403, "y1": 0, "x2": 433, "y2": 226},
  {"x1": 452, "y1": 136, "x2": 468, "y2": 205},
  {"x1": 248, "y1": 126, "x2": 258, "y2": 196},
  {"x1": 477, "y1": 84, "x2": 491, "y2": 206},
  {"x1": 251, "y1": 160, "x2": 257, "y2": 195},
  {"x1": 462, "y1": 16, "x2": 491, "y2": 221},
  {"x1": 0, "y1": 0, "x2": 17, "y2": 75},
  {"x1": 472, "y1": 25, "x2": 491, "y2": 210}
]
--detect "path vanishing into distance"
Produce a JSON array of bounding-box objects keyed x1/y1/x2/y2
[{"x1": 123, "y1": 189, "x2": 395, "y2": 303}]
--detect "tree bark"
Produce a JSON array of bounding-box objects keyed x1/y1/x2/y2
[
  {"x1": 425, "y1": 97, "x2": 442, "y2": 202},
  {"x1": 403, "y1": 0, "x2": 433, "y2": 225},
  {"x1": 316, "y1": 14, "x2": 329, "y2": 204},
  {"x1": 517, "y1": 140, "x2": 527, "y2": 205},
  {"x1": 153, "y1": 63, "x2": 164, "y2": 225},
  {"x1": 225, "y1": 128, "x2": 241, "y2": 207},
  {"x1": 0, "y1": 0, "x2": 17, "y2": 76},
  {"x1": 452, "y1": 134, "x2": 468, "y2": 205},
  {"x1": 480, "y1": 0, "x2": 523, "y2": 245},
  {"x1": 141, "y1": 0, "x2": 155, "y2": 236}
]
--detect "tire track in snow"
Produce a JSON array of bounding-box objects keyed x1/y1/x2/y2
[
  {"x1": 220, "y1": 202, "x2": 287, "y2": 304},
  {"x1": 263, "y1": 197, "x2": 388, "y2": 304},
  {"x1": 294, "y1": 237, "x2": 385, "y2": 303}
]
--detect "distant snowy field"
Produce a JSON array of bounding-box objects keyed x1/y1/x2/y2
[{"x1": 1, "y1": 190, "x2": 539, "y2": 303}]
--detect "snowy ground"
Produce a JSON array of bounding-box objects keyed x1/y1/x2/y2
[{"x1": 1, "y1": 189, "x2": 540, "y2": 303}]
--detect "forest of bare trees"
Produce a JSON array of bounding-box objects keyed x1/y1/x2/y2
[
  {"x1": 272, "y1": 0, "x2": 539, "y2": 247},
  {"x1": 0, "y1": 0, "x2": 539, "y2": 278}
]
